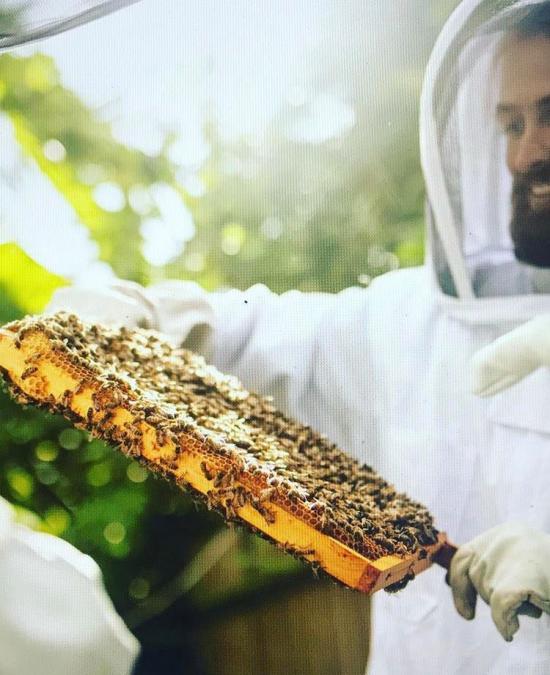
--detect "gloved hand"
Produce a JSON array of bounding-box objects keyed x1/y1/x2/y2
[
  {"x1": 448, "y1": 522, "x2": 550, "y2": 641},
  {"x1": 471, "y1": 314, "x2": 550, "y2": 396},
  {"x1": 45, "y1": 280, "x2": 157, "y2": 330},
  {"x1": 45, "y1": 279, "x2": 216, "y2": 352}
]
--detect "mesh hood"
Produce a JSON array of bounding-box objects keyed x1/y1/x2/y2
[
  {"x1": 420, "y1": 0, "x2": 550, "y2": 313},
  {"x1": 0, "y1": 1, "x2": 141, "y2": 51}
]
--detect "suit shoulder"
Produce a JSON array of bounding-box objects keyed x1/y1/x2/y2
[
  {"x1": 333, "y1": 266, "x2": 431, "y2": 314},
  {"x1": 368, "y1": 266, "x2": 430, "y2": 296}
]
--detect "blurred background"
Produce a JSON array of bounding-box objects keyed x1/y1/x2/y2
[{"x1": 0, "y1": 1, "x2": 458, "y2": 673}]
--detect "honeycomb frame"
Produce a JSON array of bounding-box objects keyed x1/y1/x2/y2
[{"x1": 0, "y1": 314, "x2": 449, "y2": 593}]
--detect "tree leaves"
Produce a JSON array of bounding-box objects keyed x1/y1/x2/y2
[{"x1": 0, "y1": 243, "x2": 66, "y2": 315}]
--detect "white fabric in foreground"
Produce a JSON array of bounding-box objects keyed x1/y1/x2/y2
[{"x1": 0, "y1": 497, "x2": 139, "y2": 675}]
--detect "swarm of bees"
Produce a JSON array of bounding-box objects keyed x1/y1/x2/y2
[{"x1": 1, "y1": 312, "x2": 439, "y2": 588}]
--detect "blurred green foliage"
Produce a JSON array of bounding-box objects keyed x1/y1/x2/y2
[
  {"x1": 0, "y1": 48, "x2": 312, "y2": 632},
  {"x1": 0, "y1": 0, "x2": 459, "y2": 649}
]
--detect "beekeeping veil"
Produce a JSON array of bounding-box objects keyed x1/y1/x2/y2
[
  {"x1": 421, "y1": 0, "x2": 550, "y2": 322},
  {"x1": 0, "y1": 1, "x2": 140, "y2": 51}
]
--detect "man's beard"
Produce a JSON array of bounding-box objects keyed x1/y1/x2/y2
[{"x1": 510, "y1": 165, "x2": 550, "y2": 268}]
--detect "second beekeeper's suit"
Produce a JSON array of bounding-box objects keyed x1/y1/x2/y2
[
  {"x1": 0, "y1": 497, "x2": 139, "y2": 675},
  {"x1": 48, "y1": 0, "x2": 550, "y2": 672}
]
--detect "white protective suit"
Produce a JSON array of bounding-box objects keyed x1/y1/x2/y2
[
  {"x1": 46, "y1": 0, "x2": 550, "y2": 673},
  {"x1": 0, "y1": 497, "x2": 139, "y2": 675}
]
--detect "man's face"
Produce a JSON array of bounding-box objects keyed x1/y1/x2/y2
[{"x1": 498, "y1": 35, "x2": 550, "y2": 266}]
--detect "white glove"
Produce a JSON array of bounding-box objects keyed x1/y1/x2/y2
[
  {"x1": 46, "y1": 279, "x2": 216, "y2": 351},
  {"x1": 449, "y1": 522, "x2": 550, "y2": 642},
  {"x1": 45, "y1": 280, "x2": 158, "y2": 330},
  {"x1": 0, "y1": 497, "x2": 140, "y2": 675},
  {"x1": 471, "y1": 314, "x2": 550, "y2": 397}
]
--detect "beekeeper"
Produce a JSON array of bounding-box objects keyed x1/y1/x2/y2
[{"x1": 31, "y1": 0, "x2": 550, "y2": 672}]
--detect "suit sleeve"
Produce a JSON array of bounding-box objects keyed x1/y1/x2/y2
[{"x1": 46, "y1": 279, "x2": 357, "y2": 416}]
